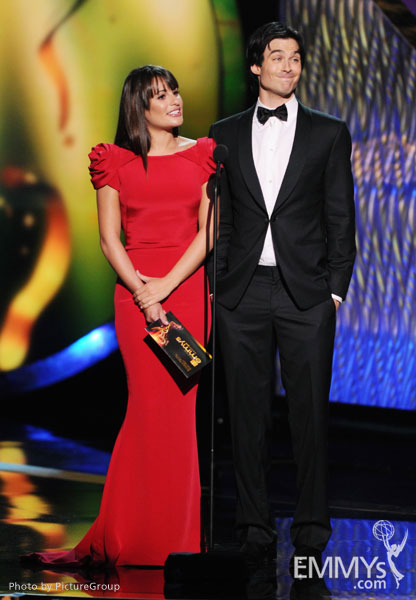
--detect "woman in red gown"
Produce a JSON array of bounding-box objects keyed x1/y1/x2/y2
[{"x1": 25, "y1": 65, "x2": 215, "y2": 568}]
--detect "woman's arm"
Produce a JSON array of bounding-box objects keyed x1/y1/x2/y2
[
  {"x1": 97, "y1": 185, "x2": 168, "y2": 323},
  {"x1": 134, "y1": 182, "x2": 214, "y2": 309}
]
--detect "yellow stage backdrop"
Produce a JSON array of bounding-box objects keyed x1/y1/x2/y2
[{"x1": 0, "y1": 0, "x2": 245, "y2": 373}]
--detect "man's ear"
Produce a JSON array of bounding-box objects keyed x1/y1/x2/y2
[{"x1": 250, "y1": 64, "x2": 261, "y2": 76}]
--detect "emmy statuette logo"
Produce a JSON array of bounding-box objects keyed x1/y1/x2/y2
[{"x1": 372, "y1": 519, "x2": 408, "y2": 588}]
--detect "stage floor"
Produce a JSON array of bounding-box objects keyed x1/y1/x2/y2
[{"x1": 0, "y1": 404, "x2": 415, "y2": 599}]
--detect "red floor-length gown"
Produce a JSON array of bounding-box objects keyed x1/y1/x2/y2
[{"x1": 25, "y1": 137, "x2": 215, "y2": 568}]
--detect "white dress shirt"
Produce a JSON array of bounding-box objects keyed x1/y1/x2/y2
[
  {"x1": 252, "y1": 95, "x2": 342, "y2": 303},
  {"x1": 252, "y1": 95, "x2": 298, "y2": 266}
]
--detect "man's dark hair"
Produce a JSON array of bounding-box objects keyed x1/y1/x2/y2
[{"x1": 247, "y1": 21, "x2": 305, "y2": 69}]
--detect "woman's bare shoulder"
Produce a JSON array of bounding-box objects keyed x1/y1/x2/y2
[{"x1": 177, "y1": 136, "x2": 197, "y2": 151}]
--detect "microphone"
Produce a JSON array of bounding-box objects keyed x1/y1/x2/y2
[{"x1": 213, "y1": 144, "x2": 229, "y2": 165}]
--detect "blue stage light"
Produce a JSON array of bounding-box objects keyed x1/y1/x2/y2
[{"x1": 0, "y1": 322, "x2": 118, "y2": 394}]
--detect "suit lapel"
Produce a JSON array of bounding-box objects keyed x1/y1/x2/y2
[
  {"x1": 238, "y1": 106, "x2": 267, "y2": 214},
  {"x1": 272, "y1": 102, "x2": 311, "y2": 215}
]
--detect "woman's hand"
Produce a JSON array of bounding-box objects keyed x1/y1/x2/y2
[
  {"x1": 133, "y1": 270, "x2": 175, "y2": 309},
  {"x1": 143, "y1": 303, "x2": 168, "y2": 325},
  {"x1": 132, "y1": 181, "x2": 213, "y2": 309}
]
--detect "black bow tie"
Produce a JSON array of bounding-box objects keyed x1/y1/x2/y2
[{"x1": 257, "y1": 104, "x2": 288, "y2": 125}]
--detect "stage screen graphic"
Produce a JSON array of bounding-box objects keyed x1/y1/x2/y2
[
  {"x1": 0, "y1": 0, "x2": 245, "y2": 385},
  {"x1": 278, "y1": 0, "x2": 416, "y2": 409}
]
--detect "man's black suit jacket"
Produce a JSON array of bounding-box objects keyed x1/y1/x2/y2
[{"x1": 209, "y1": 101, "x2": 356, "y2": 311}]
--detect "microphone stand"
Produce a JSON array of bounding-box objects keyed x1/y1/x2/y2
[
  {"x1": 208, "y1": 144, "x2": 228, "y2": 551},
  {"x1": 209, "y1": 159, "x2": 219, "y2": 551}
]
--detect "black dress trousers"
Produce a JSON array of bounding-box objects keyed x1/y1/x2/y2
[{"x1": 217, "y1": 265, "x2": 335, "y2": 551}]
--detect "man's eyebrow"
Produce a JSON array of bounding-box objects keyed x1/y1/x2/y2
[{"x1": 269, "y1": 48, "x2": 301, "y2": 56}]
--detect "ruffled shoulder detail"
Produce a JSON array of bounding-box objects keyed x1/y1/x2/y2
[
  {"x1": 88, "y1": 143, "x2": 135, "y2": 191},
  {"x1": 181, "y1": 137, "x2": 216, "y2": 184},
  {"x1": 196, "y1": 136, "x2": 216, "y2": 177}
]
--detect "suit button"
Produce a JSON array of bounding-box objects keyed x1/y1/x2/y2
[{"x1": 264, "y1": 217, "x2": 269, "y2": 224}]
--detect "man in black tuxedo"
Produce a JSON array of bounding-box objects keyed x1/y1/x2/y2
[{"x1": 209, "y1": 22, "x2": 356, "y2": 567}]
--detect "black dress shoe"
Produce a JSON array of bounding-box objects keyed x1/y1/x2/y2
[
  {"x1": 240, "y1": 540, "x2": 277, "y2": 569},
  {"x1": 290, "y1": 577, "x2": 332, "y2": 599},
  {"x1": 246, "y1": 565, "x2": 277, "y2": 598},
  {"x1": 289, "y1": 546, "x2": 322, "y2": 579}
]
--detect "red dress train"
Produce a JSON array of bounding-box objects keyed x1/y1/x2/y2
[{"x1": 24, "y1": 137, "x2": 215, "y2": 568}]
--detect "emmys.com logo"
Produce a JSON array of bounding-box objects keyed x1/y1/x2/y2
[{"x1": 294, "y1": 520, "x2": 408, "y2": 590}]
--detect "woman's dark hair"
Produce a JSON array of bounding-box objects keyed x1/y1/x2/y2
[
  {"x1": 114, "y1": 65, "x2": 179, "y2": 170},
  {"x1": 247, "y1": 22, "x2": 305, "y2": 90}
]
